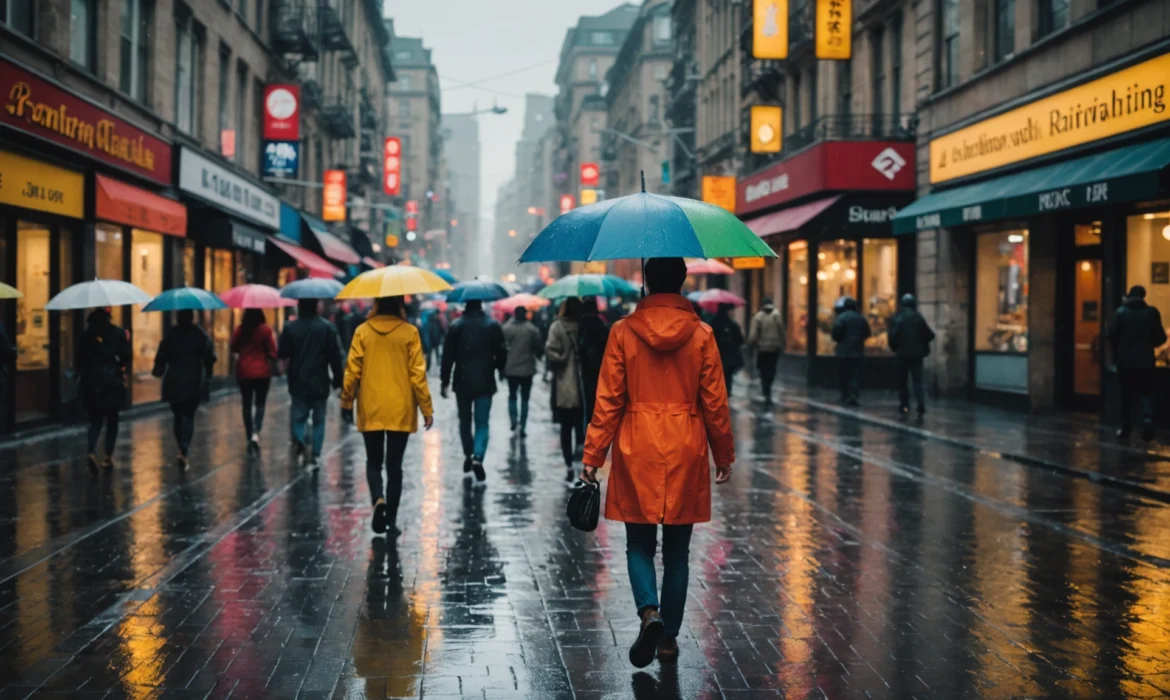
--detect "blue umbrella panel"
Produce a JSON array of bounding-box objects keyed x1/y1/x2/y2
[{"x1": 142, "y1": 287, "x2": 228, "y2": 312}]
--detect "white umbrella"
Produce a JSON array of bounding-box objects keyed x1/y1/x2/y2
[{"x1": 45, "y1": 279, "x2": 154, "y2": 311}]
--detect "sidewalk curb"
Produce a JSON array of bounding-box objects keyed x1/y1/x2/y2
[{"x1": 790, "y1": 396, "x2": 1170, "y2": 504}]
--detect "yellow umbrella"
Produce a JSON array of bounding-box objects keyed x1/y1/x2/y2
[
  {"x1": 0, "y1": 282, "x2": 21, "y2": 299},
  {"x1": 335, "y1": 265, "x2": 453, "y2": 300}
]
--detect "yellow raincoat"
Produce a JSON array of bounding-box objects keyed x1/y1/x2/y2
[{"x1": 340, "y1": 314, "x2": 433, "y2": 432}]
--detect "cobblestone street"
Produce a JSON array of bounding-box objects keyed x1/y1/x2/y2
[{"x1": 1, "y1": 376, "x2": 1169, "y2": 699}]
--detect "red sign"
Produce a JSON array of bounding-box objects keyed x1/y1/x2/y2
[
  {"x1": 383, "y1": 137, "x2": 401, "y2": 196},
  {"x1": 736, "y1": 141, "x2": 916, "y2": 216},
  {"x1": 262, "y1": 84, "x2": 300, "y2": 140},
  {"x1": 406, "y1": 216, "x2": 418, "y2": 232},
  {"x1": 95, "y1": 175, "x2": 187, "y2": 237},
  {"x1": 0, "y1": 57, "x2": 173, "y2": 185},
  {"x1": 580, "y1": 162, "x2": 600, "y2": 187},
  {"x1": 559, "y1": 194, "x2": 575, "y2": 215},
  {"x1": 322, "y1": 169, "x2": 346, "y2": 222},
  {"x1": 405, "y1": 200, "x2": 419, "y2": 214}
]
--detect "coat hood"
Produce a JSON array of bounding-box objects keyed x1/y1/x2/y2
[
  {"x1": 1125, "y1": 297, "x2": 1149, "y2": 310},
  {"x1": 625, "y1": 294, "x2": 701, "y2": 352},
  {"x1": 365, "y1": 314, "x2": 410, "y2": 335}
]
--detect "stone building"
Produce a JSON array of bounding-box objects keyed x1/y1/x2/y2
[{"x1": 442, "y1": 113, "x2": 481, "y2": 280}]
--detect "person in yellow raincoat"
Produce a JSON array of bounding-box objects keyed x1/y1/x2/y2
[{"x1": 341, "y1": 296, "x2": 434, "y2": 535}]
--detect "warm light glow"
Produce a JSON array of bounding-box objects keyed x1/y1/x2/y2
[
  {"x1": 508, "y1": 229, "x2": 517, "y2": 237},
  {"x1": 502, "y1": 273, "x2": 517, "y2": 282},
  {"x1": 527, "y1": 207, "x2": 537, "y2": 214},
  {"x1": 816, "y1": 271, "x2": 828, "y2": 280},
  {"x1": 799, "y1": 275, "x2": 808, "y2": 285},
  {"x1": 817, "y1": 252, "x2": 826, "y2": 260},
  {"x1": 450, "y1": 218, "x2": 459, "y2": 226},
  {"x1": 831, "y1": 261, "x2": 841, "y2": 271},
  {"x1": 1008, "y1": 234, "x2": 1024, "y2": 244},
  {"x1": 1163, "y1": 224, "x2": 1170, "y2": 241},
  {"x1": 372, "y1": 243, "x2": 382, "y2": 252},
  {"x1": 1080, "y1": 261, "x2": 1091, "y2": 272},
  {"x1": 844, "y1": 268, "x2": 856, "y2": 280},
  {"x1": 1144, "y1": 213, "x2": 1156, "y2": 220}
]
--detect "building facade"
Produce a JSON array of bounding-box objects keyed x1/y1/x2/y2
[
  {"x1": 666, "y1": 0, "x2": 699, "y2": 199},
  {"x1": 441, "y1": 113, "x2": 480, "y2": 280}
]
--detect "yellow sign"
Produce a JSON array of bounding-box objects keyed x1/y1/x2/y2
[
  {"x1": 0, "y1": 150, "x2": 83, "y2": 218},
  {"x1": 580, "y1": 188, "x2": 598, "y2": 205},
  {"x1": 701, "y1": 176, "x2": 737, "y2": 212},
  {"x1": 753, "y1": 0, "x2": 788, "y2": 60},
  {"x1": 750, "y1": 106, "x2": 783, "y2": 153},
  {"x1": 582, "y1": 261, "x2": 607, "y2": 274},
  {"x1": 815, "y1": 0, "x2": 852, "y2": 60},
  {"x1": 733, "y1": 256, "x2": 766, "y2": 270},
  {"x1": 931, "y1": 51, "x2": 1170, "y2": 184},
  {"x1": 385, "y1": 234, "x2": 399, "y2": 248}
]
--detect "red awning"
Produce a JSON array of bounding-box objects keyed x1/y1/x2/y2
[
  {"x1": 744, "y1": 195, "x2": 841, "y2": 238},
  {"x1": 95, "y1": 175, "x2": 187, "y2": 237},
  {"x1": 268, "y1": 237, "x2": 343, "y2": 278},
  {"x1": 312, "y1": 230, "x2": 362, "y2": 264},
  {"x1": 362, "y1": 256, "x2": 385, "y2": 268}
]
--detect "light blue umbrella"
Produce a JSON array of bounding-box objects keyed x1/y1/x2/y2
[
  {"x1": 432, "y1": 269, "x2": 458, "y2": 285},
  {"x1": 280, "y1": 278, "x2": 345, "y2": 299},
  {"x1": 45, "y1": 279, "x2": 153, "y2": 310},
  {"x1": 538, "y1": 274, "x2": 638, "y2": 300},
  {"x1": 142, "y1": 287, "x2": 228, "y2": 312},
  {"x1": 446, "y1": 280, "x2": 509, "y2": 303}
]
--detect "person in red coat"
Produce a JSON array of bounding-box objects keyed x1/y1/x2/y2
[{"x1": 231, "y1": 309, "x2": 278, "y2": 450}]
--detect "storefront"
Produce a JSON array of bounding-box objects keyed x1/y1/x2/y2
[
  {"x1": 893, "y1": 43, "x2": 1170, "y2": 416},
  {"x1": 737, "y1": 140, "x2": 918, "y2": 388},
  {"x1": 301, "y1": 213, "x2": 361, "y2": 273},
  {"x1": 177, "y1": 147, "x2": 280, "y2": 380}
]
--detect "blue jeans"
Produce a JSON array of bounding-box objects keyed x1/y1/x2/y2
[
  {"x1": 290, "y1": 396, "x2": 328, "y2": 457},
  {"x1": 625, "y1": 523, "x2": 694, "y2": 639},
  {"x1": 507, "y1": 376, "x2": 533, "y2": 430},
  {"x1": 456, "y1": 393, "x2": 492, "y2": 460}
]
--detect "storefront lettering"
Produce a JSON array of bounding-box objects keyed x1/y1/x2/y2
[
  {"x1": 848, "y1": 205, "x2": 899, "y2": 224},
  {"x1": 232, "y1": 229, "x2": 266, "y2": 253},
  {"x1": 962, "y1": 205, "x2": 983, "y2": 222},
  {"x1": 916, "y1": 213, "x2": 941, "y2": 230},
  {"x1": 744, "y1": 173, "x2": 790, "y2": 204},
  {"x1": 199, "y1": 167, "x2": 277, "y2": 221},
  {"x1": 1038, "y1": 188, "x2": 1072, "y2": 211},
  {"x1": 1085, "y1": 182, "x2": 1109, "y2": 203}
]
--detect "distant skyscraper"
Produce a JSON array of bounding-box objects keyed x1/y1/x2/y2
[{"x1": 442, "y1": 114, "x2": 481, "y2": 279}]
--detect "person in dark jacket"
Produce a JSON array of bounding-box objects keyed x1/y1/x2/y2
[
  {"x1": 578, "y1": 298, "x2": 610, "y2": 424},
  {"x1": 888, "y1": 293, "x2": 936, "y2": 416},
  {"x1": 1109, "y1": 285, "x2": 1168, "y2": 440},
  {"x1": 78, "y1": 309, "x2": 131, "y2": 473},
  {"x1": 231, "y1": 309, "x2": 278, "y2": 451},
  {"x1": 424, "y1": 311, "x2": 446, "y2": 371},
  {"x1": 279, "y1": 299, "x2": 344, "y2": 468},
  {"x1": 335, "y1": 303, "x2": 361, "y2": 360},
  {"x1": 709, "y1": 303, "x2": 745, "y2": 396},
  {"x1": 153, "y1": 310, "x2": 217, "y2": 469},
  {"x1": 441, "y1": 299, "x2": 507, "y2": 481},
  {"x1": 0, "y1": 321, "x2": 14, "y2": 414},
  {"x1": 502, "y1": 306, "x2": 543, "y2": 436},
  {"x1": 830, "y1": 297, "x2": 871, "y2": 406}
]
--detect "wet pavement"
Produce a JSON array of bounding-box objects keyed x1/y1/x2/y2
[{"x1": 1, "y1": 374, "x2": 1169, "y2": 699}]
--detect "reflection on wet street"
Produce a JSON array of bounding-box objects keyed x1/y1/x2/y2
[{"x1": 1, "y1": 378, "x2": 1169, "y2": 699}]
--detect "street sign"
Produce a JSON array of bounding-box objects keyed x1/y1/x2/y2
[
  {"x1": 751, "y1": 106, "x2": 783, "y2": 153},
  {"x1": 261, "y1": 141, "x2": 299, "y2": 178},
  {"x1": 263, "y1": 85, "x2": 300, "y2": 140},
  {"x1": 701, "y1": 176, "x2": 737, "y2": 212},
  {"x1": 815, "y1": 0, "x2": 852, "y2": 60},
  {"x1": 753, "y1": 0, "x2": 789, "y2": 59},
  {"x1": 322, "y1": 169, "x2": 346, "y2": 221},
  {"x1": 661, "y1": 160, "x2": 670, "y2": 185},
  {"x1": 580, "y1": 163, "x2": 600, "y2": 187},
  {"x1": 383, "y1": 137, "x2": 401, "y2": 196}
]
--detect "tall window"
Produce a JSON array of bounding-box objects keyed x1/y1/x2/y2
[
  {"x1": 994, "y1": 0, "x2": 1015, "y2": 61},
  {"x1": 588, "y1": 59, "x2": 598, "y2": 79},
  {"x1": 653, "y1": 15, "x2": 671, "y2": 44},
  {"x1": 939, "y1": 0, "x2": 960, "y2": 89},
  {"x1": 889, "y1": 13, "x2": 903, "y2": 116},
  {"x1": 1125, "y1": 211, "x2": 1170, "y2": 366},
  {"x1": 975, "y1": 230, "x2": 1029, "y2": 352},
  {"x1": 837, "y1": 59, "x2": 852, "y2": 120},
  {"x1": 120, "y1": 0, "x2": 152, "y2": 101},
  {"x1": 254, "y1": 0, "x2": 264, "y2": 35},
  {"x1": 399, "y1": 97, "x2": 411, "y2": 118},
  {"x1": 871, "y1": 27, "x2": 884, "y2": 127},
  {"x1": 817, "y1": 240, "x2": 858, "y2": 355},
  {"x1": 175, "y1": 17, "x2": 202, "y2": 135},
  {"x1": 808, "y1": 64, "x2": 818, "y2": 124},
  {"x1": 218, "y1": 46, "x2": 231, "y2": 157},
  {"x1": 398, "y1": 75, "x2": 412, "y2": 90},
  {"x1": 862, "y1": 239, "x2": 898, "y2": 355},
  {"x1": 788, "y1": 242, "x2": 808, "y2": 352},
  {"x1": 1038, "y1": 0, "x2": 1069, "y2": 38},
  {"x1": 648, "y1": 95, "x2": 659, "y2": 122},
  {"x1": 70, "y1": 0, "x2": 96, "y2": 71},
  {"x1": 591, "y1": 31, "x2": 613, "y2": 45},
  {"x1": 0, "y1": 0, "x2": 34, "y2": 36},
  {"x1": 236, "y1": 63, "x2": 248, "y2": 165}
]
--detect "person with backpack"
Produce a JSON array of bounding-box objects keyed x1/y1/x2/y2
[
  {"x1": 709, "y1": 303, "x2": 745, "y2": 396},
  {"x1": 78, "y1": 308, "x2": 131, "y2": 473},
  {"x1": 153, "y1": 310, "x2": 217, "y2": 469},
  {"x1": 547, "y1": 298, "x2": 585, "y2": 481},
  {"x1": 747, "y1": 298, "x2": 785, "y2": 407},
  {"x1": 1109, "y1": 285, "x2": 1168, "y2": 440},
  {"x1": 888, "y1": 293, "x2": 935, "y2": 416},
  {"x1": 231, "y1": 309, "x2": 279, "y2": 451}
]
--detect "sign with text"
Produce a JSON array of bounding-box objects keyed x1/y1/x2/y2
[
  {"x1": 930, "y1": 51, "x2": 1170, "y2": 183},
  {"x1": 701, "y1": 176, "x2": 737, "y2": 212},
  {"x1": 383, "y1": 137, "x2": 402, "y2": 196},
  {"x1": 750, "y1": 106, "x2": 782, "y2": 153},
  {"x1": 815, "y1": 0, "x2": 851, "y2": 60},
  {"x1": 405, "y1": 199, "x2": 419, "y2": 214},
  {"x1": 262, "y1": 85, "x2": 300, "y2": 140},
  {"x1": 262, "y1": 141, "x2": 299, "y2": 178},
  {"x1": 322, "y1": 170, "x2": 347, "y2": 222},
  {"x1": 732, "y1": 256, "x2": 766, "y2": 270},
  {"x1": 753, "y1": 0, "x2": 788, "y2": 59},
  {"x1": 178, "y1": 147, "x2": 279, "y2": 228},
  {"x1": 0, "y1": 57, "x2": 172, "y2": 185},
  {"x1": 580, "y1": 162, "x2": 600, "y2": 187},
  {"x1": 0, "y1": 149, "x2": 83, "y2": 218}
]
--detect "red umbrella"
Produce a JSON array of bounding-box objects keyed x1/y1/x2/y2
[
  {"x1": 220, "y1": 284, "x2": 295, "y2": 309},
  {"x1": 697, "y1": 288, "x2": 746, "y2": 312},
  {"x1": 686, "y1": 259, "x2": 735, "y2": 275},
  {"x1": 496, "y1": 293, "x2": 551, "y2": 314}
]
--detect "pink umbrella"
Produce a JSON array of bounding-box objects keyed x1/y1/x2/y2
[
  {"x1": 219, "y1": 284, "x2": 295, "y2": 309},
  {"x1": 686, "y1": 259, "x2": 735, "y2": 275},
  {"x1": 697, "y1": 288, "x2": 746, "y2": 312},
  {"x1": 496, "y1": 293, "x2": 551, "y2": 314}
]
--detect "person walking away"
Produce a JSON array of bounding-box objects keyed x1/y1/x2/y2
[
  {"x1": 335, "y1": 302, "x2": 359, "y2": 360},
  {"x1": 888, "y1": 294, "x2": 935, "y2": 416},
  {"x1": 1109, "y1": 285, "x2": 1167, "y2": 440},
  {"x1": 231, "y1": 309, "x2": 278, "y2": 451},
  {"x1": 279, "y1": 299, "x2": 344, "y2": 468},
  {"x1": 709, "y1": 303, "x2": 745, "y2": 396},
  {"x1": 441, "y1": 299, "x2": 507, "y2": 482},
  {"x1": 78, "y1": 309, "x2": 131, "y2": 473},
  {"x1": 578, "y1": 298, "x2": 610, "y2": 425},
  {"x1": 830, "y1": 297, "x2": 871, "y2": 406},
  {"x1": 582, "y1": 257, "x2": 735, "y2": 668},
  {"x1": 547, "y1": 298, "x2": 585, "y2": 481},
  {"x1": 0, "y1": 320, "x2": 13, "y2": 417},
  {"x1": 424, "y1": 309, "x2": 446, "y2": 372},
  {"x1": 502, "y1": 306, "x2": 543, "y2": 436},
  {"x1": 340, "y1": 296, "x2": 434, "y2": 535},
  {"x1": 747, "y1": 298, "x2": 785, "y2": 407},
  {"x1": 153, "y1": 310, "x2": 216, "y2": 469}
]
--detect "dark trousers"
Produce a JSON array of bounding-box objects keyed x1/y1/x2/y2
[
  {"x1": 170, "y1": 400, "x2": 199, "y2": 454},
  {"x1": 456, "y1": 393, "x2": 492, "y2": 460},
  {"x1": 625, "y1": 523, "x2": 694, "y2": 639},
  {"x1": 362, "y1": 431, "x2": 410, "y2": 525},
  {"x1": 1118, "y1": 367, "x2": 1155, "y2": 430},
  {"x1": 87, "y1": 407, "x2": 120, "y2": 455},
  {"x1": 559, "y1": 406, "x2": 584, "y2": 467},
  {"x1": 722, "y1": 363, "x2": 738, "y2": 396},
  {"x1": 507, "y1": 375, "x2": 533, "y2": 429},
  {"x1": 756, "y1": 351, "x2": 779, "y2": 402},
  {"x1": 838, "y1": 358, "x2": 861, "y2": 403},
  {"x1": 897, "y1": 357, "x2": 925, "y2": 411},
  {"x1": 239, "y1": 378, "x2": 271, "y2": 439}
]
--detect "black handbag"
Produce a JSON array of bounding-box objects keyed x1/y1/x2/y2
[{"x1": 566, "y1": 479, "x2": 601, "y2": 532}]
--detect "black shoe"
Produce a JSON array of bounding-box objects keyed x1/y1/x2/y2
[
  {"x1": 917, "y1": 405, "x2": 926, "y2": 417},
  {"x1": 629, "y1": 608, "x2": 664, "y2": 668},
  {"x1": 1142, "y1": 422, "x2": 1155, "y2": 442},
  {"x1": 471, "y1": 458, "x2": 486, "y2": 482},
  {"x1": 463, "y1": 456, "x2": 473, "y2": 474},
  {"x1": 372, "y1": 501, "x2": 388, "y2": 534},
  {"x1": 177, "y1": 453, "x2": 189, "y2": 471},
  {"x1": 87, "y1": 453, "x2": 99, "y2": 476},
  {"x1": 510, "y1": 422, "x2": 518, "y2": 432},
  {"x1": 565, "y1": 468, "x2": 576, "y2": 482}
]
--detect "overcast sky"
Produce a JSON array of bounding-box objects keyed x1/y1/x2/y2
[{"x1": 384, "y1": 1, "x2": 624, "y2": 233}]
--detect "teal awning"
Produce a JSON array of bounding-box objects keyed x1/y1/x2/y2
[{"x1": 893, "y1": 137, "x2": 1170, "y2": 234}]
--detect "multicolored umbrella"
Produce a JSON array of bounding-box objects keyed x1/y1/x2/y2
[
  {"x1": 142, "y1": 287, "x2": 228, "y2": 312},
  {"x1": 220, "y1": 284, "x2": 295, "y2": 309},
  {"x1": 336, "y1": 265, "x2": 453, "y2": 300},
  {"x1": 446, "y1": 280, "x2": 509, "y2": 303},
  {"x1": 538, "y1": 274, "x2": 638, "y2": 300},
  {"x1": 281, "y1": 278, "x2": 345, "y2": 300},
  {"x1": 686, "y1": 259, "x2": 735, "y2": 275},
  {"x1": 45, "y1": 279, "x2": 153, "y2": 310}
]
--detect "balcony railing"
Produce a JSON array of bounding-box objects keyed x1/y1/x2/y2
[
  {"x1": 319, "y1": 0, "x2": 357, "y2": 66},
  {"x1": 298, "y1": 61, "x2": 323, "y2": 110},
  {"x1": 360, "y1": 87, "x2": 377, "y2": 130},
  {"x1": 271, "y1": 0, "x2": 318, "y2": 58},
  {"x1": 322, "y1": 76, "x2": 356, "y2": 139}
]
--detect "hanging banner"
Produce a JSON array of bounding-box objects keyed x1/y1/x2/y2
[
  {"x1": 262, "y1": 141, "x2": 299, "y2": 178},
  {"x1": 815, "y1": 0, "x2": 852, "y2": 60},
  {"x1": 383, "y1": 137, "x2": 402, "y2": 196},
  {"x1": 701, "y1": 176, "x2": 737, "y2": 212},
  {"x1": 751, "y1": 106, "x2": 783, "y2": 153},
  {"x1": 580, "y1": 188, "x2": 598, "y2": 205},
  {"x1": 580, "y1": 163, "x2": 600, "y2": 187},
  {"x1": 322, "y1": 169, "x2": 346, "y2": 222},
  {"x1": 752, "y1": 0, "x2": 788, "y2": 60},
  {"x1": 262, "y1": 85, "x2": 300, "y2": 140}
]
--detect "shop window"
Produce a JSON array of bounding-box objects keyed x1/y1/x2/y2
[
  {"x1": 862, "y1": 239, "x2": 898, "y2": 355},
  {"x1": 183, "y1": 241, "x2": 196, "y2": 287},
  {"x1": 15, "y1": 223, "x2": 51, "y2": 423},
  {"x1": 58, "y1": 229, "x2": 75, "y2": 407},
  {"x1": 1125, "y1": 211, "x2": 1170, "y2": 367},
  {"x1": 816, "y1": 240, "x2": 858, "y2": 355},
  {"x1": 130, "y1": 230, "x2": 163, "y2": 404},
  {"x1": 206, "y1": 249, "x2": 234, "y2": 376},
  {"x1": 975, "y1": 229, "x2": 1029, "y2": 352},
  {"x1": 1075, "y1": 221, "x2": 1101, "y2": 246},
  {"x1": 95, "y1": 223, "x2": 125, "y2": 281},
  {"x1": 787, "y1": 242, "x2": 808, "y2": 353}
]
